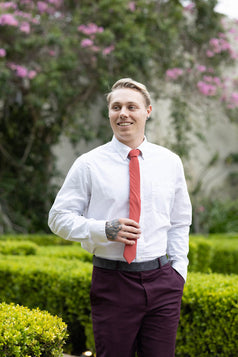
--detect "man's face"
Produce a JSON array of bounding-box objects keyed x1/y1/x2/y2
[{"x1": 108, "y1": 88, "x2": 152, "y2": 148}]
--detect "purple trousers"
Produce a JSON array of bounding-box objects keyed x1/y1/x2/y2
[{"x1": 90, "y1": 262, "x2": 184, "y2": 357}]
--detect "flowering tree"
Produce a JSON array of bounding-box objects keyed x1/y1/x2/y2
[{"x1": 0, "y1": 0, "x2": 237, "y2": 233}]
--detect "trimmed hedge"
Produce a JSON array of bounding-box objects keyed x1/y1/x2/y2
[
  {"x1": 189, "y1": 235, "x2": 238, "y2": 274},
  {"x1": 37, "y1": 245, "x2": 93, "y2": 263},
  {"x1": 0, "y1": 302, "x2": 68, "y2": 356},
  {"x1": 176, "y1": 273, "x2": 238, "y2": 356},
  {"x1": 1, "y1": 233, "x2": 237, "y2": 274},
  {"x1": 0, "y1": 256, "x2": 237, "y2": 356},
  {"x1": 0, "y1": 240, "x2": 38, "y2": 255},
  {"x1": 0, "y1": 234, "x2": 73, "y2": 246},
  {"x1": 0, "y1": 256, "x2": 93, "y2": 355}
]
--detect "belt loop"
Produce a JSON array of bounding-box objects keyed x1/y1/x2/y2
[{"x1": 158, "y1": 257, "x2": 161, "y2": 269}]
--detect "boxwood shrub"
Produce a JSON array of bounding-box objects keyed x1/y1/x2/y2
[
  {"x1": 0, "y1": 256, "x2": 93, "y2": 355},
  {"x1": 0, "y1": 240, "x2": 38, "y2": 255},
  {"x1": 188, "y1": 235, "x2": 238, "y2": 274},
  {"x1": 0, "y1": 302, "x2": 68, "y2": 357},
  {"x1": 0, "y1": 255, "x2": 237, "y2": 355},
  {"x1": 0, "y1": 234, "x2": 73, "y2": 246},
  {"x1": 177, "y1": 273, "x2": 238, "y2": 356}
]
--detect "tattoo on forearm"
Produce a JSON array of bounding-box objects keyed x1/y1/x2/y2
[{"x1": 105, "y1": 219, "x2": 122, "y2": 241}]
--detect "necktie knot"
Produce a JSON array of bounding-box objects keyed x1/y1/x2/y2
[{"x1": 129, "y1": 149, "x2": 140, "y2": 159}]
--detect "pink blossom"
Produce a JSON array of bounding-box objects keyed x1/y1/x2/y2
[
  {"x1": 8, "y1": 63, "x2": 37, "y2": 79},
  {"x1": 16, "y1": 66, "x2": 28, "y2": 78},
  {"x1": 0, "y1": 14, "x2": 18, "y2": 26},
  {"x1": 102, "y1": 45, "x2": 115, "y2": 55},
  {"x1": 49, "y1": 50, "x2": 56, "y2": 56},
  {"x1": 0, "y1": 48, "x2": 6, "y2": 57},
  {"x1": 227, "y1": 92, "x2": 238, "y2": 108},
  {"x1": 213, "y1": 77, "x2": 222, "y2": 86},
  {"x1": 184, "y1": 3, "x2": 195, "y2": 12},
  {"x1": 92, "y1": 46, "x2": 100, "y2": 52},
  {"x1": 166, "y1": 68, "x2": 183, "y2": 80},
  {"x1": 37, "y1": 1, "x2": 48, "y2": 13},
  {"x1": 81, "y1": 38, "x2": 94, "y2": 47},
  {"x1": 206, "y1": 50, "x2": 214, "y2": 58},
  {"x1": 14, "y1": 11, "x2": 32, "y2": 20},
  {"x1": 20, "y1": 22, "x2": 30, "y2": 33},
  {"x1": 78, "y1": 23, "x2": 104, "y2": 35},
  {"x1": 28, "y1": 70, "x2": 37, "y2": 79},
  {"x1": 128, "y1": 1, "x2": 136, "y2": 11},
  {"x1": 0, "y1": 2, "x2": 17, "y2": 10},
  {"x1": 197, "y1": 65, "x2": 206, "y2": 72},
  {"x1": 197, "y1": 206, "x2": 205, "y2": 213},
  {"x1": 197, "y1": 81, "x2": 217, "y2": 96}
]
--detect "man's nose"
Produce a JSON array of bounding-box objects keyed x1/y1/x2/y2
[{"x1": 119, "y1": 107, "x2": 128, "y2": 118}]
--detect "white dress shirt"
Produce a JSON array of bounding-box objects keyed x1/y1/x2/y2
[{"x1": 48, "y1": 136, "x2": 192, "y2": 281}]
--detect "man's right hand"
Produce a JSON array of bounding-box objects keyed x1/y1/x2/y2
[{"x1": 105, "y1": 218, "x2": 141, "y2": 245}]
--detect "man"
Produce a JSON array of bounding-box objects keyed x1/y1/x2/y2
[{"x1": 48, "y1": 78, "x2": 192, "y2": 357}]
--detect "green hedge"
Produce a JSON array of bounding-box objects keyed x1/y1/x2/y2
[
  {"x1": 0, "y1": 256, "x2": 93, "y2": 355},
  {"x1": 0, "y1": 240, "x2": 38, "y2": 255},
  {"x1": 37, "y1": 245, "x2": 93, "y2": 263},
  {"x1": 176, "y1": 273, "x2": 238, "y2": 356},
  {"x1": 0, "y1": 255, "x2": 237, "y2": 356},
  {"x1": 0, "y1": 302, "x2": 68, "y2": 357},
  {"x1": 0, "y1": 234, "x2": 73, "y2": 246},
  {"x1": 189, "y1": 235, "x2": 238, "y2": 274},
  {"x1": 1, "y1": 234, "x2": 237, "y2": 275}
]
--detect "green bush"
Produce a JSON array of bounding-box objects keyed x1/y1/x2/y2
[
  {"x1": 0, "y1": 255, "x2": 237, "y2": 355},
  {"x1": 176, "y1": 273, "x2": 238, "y2": 356},
  {"x1": 189, "y1": 235, "x2": 238, "y2": 274},
  {"x1": 0, "y1": 302, "x2": 68, "y2": 357},
  {"x1": 0, "y1": 256, "x2": 93, "y2": 355},
  {"x1": 37, "y1": 245, "x2": 93, "y2": 263},
  {"x1": 0, "y1": 240, "x2": 38, "y2": 255},
  {"x1": 0, "y1": 234, "x2": 73, "y2": 246}
]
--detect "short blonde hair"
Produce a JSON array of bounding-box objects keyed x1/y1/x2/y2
[{"x1": 106, "y1": 78, "x2": 151, "y2": 107}]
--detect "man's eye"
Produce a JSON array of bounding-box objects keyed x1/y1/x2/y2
[
  {"x1": 112, "y1": 106, "x2": 120, "y2": 110},
  {"x1": 129, "y1": 105, "x2": 136, "y2": 110}
]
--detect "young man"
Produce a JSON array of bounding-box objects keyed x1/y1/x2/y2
[{"x1": 48, "y1": 78, "x2": 192, "y2": 357}]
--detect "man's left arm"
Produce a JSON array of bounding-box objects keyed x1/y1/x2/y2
[{"x1": 167, "y1": 158, "x2": 192, "y2": 282}]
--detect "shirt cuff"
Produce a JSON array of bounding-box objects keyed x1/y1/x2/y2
[
  {"x1": 88, "y1": 219, "x2": 108, "y2": 244},
  {"x1": 171, "y1": 261, "x2": 187, "y2": 282}
]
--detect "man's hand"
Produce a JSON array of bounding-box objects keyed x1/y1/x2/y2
[{"x1": 105, "y1": 218, "x2": 141, "y2": 245}]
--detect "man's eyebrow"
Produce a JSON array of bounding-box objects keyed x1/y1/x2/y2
[{"x1": 111, "y1": 101, "x2": 138, "y2": 105}]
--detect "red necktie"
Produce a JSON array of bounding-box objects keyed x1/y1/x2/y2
[{"x1": 123, "y1": 149, "x2": 141, "y2": 264}]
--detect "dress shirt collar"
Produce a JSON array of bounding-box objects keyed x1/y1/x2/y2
[{"x1": 111, "y1": 136, "x2": 147, "y2": 160}]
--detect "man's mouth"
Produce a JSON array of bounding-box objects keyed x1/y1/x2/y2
[{"x1": 117, "y1": 122, "x2": 133, "y2": 126}]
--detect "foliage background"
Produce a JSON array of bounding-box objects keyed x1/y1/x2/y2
[{"x1": 0, "y1": 0, "x2": 238, "y2": 233}]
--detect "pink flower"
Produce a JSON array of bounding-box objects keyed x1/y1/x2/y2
[
  {"x1": 128, "y1": 2, "x2": 136, "y2": 11},
  {"x1": 206, "y1": 50, "x2": 214, "y2": 58},
  {"x1": 0, "y1": 2, "x2": 17, "y2": 10},
  {"x1": 184, "y1": 3, "x2": 195, "y2": 12},
  {"x1": 49, "y1": 50, "x2": 56, "y2": 56},
  {"x1": 16, "y1": 65, "x2": 28, "y2": 78},
  {"x1": 20, "y1": 22, "x2": 30, "y2": 33},
  {"x1": 102, "y1": 45, "x2": 115, "y2": 55},
  {"x1": 28, "y1": 70, "x2": 37, "y2": 79},
  {"x1": 197, "y1": 81, "x2": 217, "y2": 96},
  {"x1": 8, "y1": 62, "x2": 37, "y2": 79},
  {"x1": 0, "y1": 14, "x2": 18, "y2": 26},
  {"x1": 81, "y1": 38, "x2": 94, "y2": 47},
  {"x1": 197, "y1": 65, "x2": 206, "y2": 72},
  {"x1": 0, "y1": 48, "x2": 6, "y2": 57},
  {"x1": 78, "y1": 23, "x2": 104, "y2": 35},
  {"x1": 37, "y1": 1, "x2": 48, "y2": 13},
  {"x1": 166, "y1": 68, "x2": 183, "y2": 80},
  {"x1": 227, "y1": 92, "x2": 238, "y2": 108}
]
